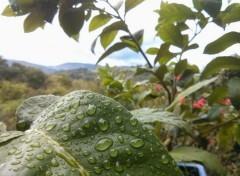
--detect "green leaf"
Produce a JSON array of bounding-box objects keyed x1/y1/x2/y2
[
  {"x1": 100, "y1": 30, "x2": 118, "y2": 49},
  {"x1": 24, "y1": 11, "x2": 45, "y2": 33},
  {"x1": 89, "y1": 14, "x2": 112, "y2": 32},
  {"x1": 16, "y1": 95, "x2": 59, "y2": 131},
  {"x1": 131, "y1": 108, "x2": 192, "y2": 134},
  {"x1": 184, "y1": 43, "x2": 199, "y2": 51},
  {"x1": 159, "y1": 2, "x2": 195, "y2": 24},
  {"x1": 171, "y1": 147, "x2": 226, "y2": 176},
  {"x1": 146, "y1": 47, "x2": 158, "y2": 55},
  {"x1": 0, "y1": 90, "x2": 183, "y2": 176},
  {"x1": 59, "y1": 7, "x2": 85, "y2": 37},
  {"x1": 1, "y1": 5, "x2": 17, "y2": 16},
  {"x1": 192, "y1": 0, "x2": 203, "y2": 11},
  {"x1": 96, "y1": 42, "x2": 129, "y2": 64},
  {"x1": 200, "y1": 57, "x2": 240, "y2": 80},
  {"x1": 153, "y1": 64, "x2": 168, "y2": 81},
  {"x1": 157, "y1": 24, "x2": 184, "y2": 48},
  {"x1": 204, "y1": 32, "x2": 240, "y2": 54},
  {"x1": 166, "y1": 77, "x2": 218, "y2": 111},
  {"x1": 199, "y1": 0, "x2": 222, "y2": 17},
  {"x1": 174, "y1": 59, "x2": 188, "y2": 76},
  {"x1": 221, "y1": 3, "x2": 240, "y2": 25},
  {"x1": 0, "y1": 122, "x2": 24, "y2": 144},
  {"x1": 217, "y1": 124, "x2": 235, "y2": 150},
  {"x1": 154, "y1": 43, "x2": 176, "y2": 65},
  {"x1": 208, "y1": 86, "x2": 228, "y2": 105},
  {"x1": 125, "y1": 0, "x2": 145, "y2": 14},
  {"x1": 228, "y1": 77, "x2": 240, "y2": 110}
]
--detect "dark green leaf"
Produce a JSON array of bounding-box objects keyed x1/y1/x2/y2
[
  {"x1": 96, "y1": 42, "x2": 128, "y2": 64},
  {"x1": 1, "y1": 5, "x2": 17, "y2": 16},
  {"x1": 199, "y1": 0, "x2": 222, "y2": 17},
  {"x1": 184, "y1": 43, "x2": 199, "y2": 51},
  {"x1": 174, "y1": 59, "x2": 188, "y2": 76},
  {"x1": 153, "y1": 64, "x2": 168, "y2": 81},
  {"x1": 24, "y1": 11, "x2": 45, "y2": 33},
  {"x1": 89, "y1": 14, "x2": 112, "y2": 32},
  {"x1": 228, "y1": 77, "x2": 240, "y2": 110},
  {"x1": 91, "y1": 37, "x2": 98, "y2": 54},
  {"x1": 0, "y1": 90, "x2": 183, "y2": 176},
  {"x1": 208, "y1": 86, "x2": 228, "y2": 105},
  {"x1": 102, "y1": 21, "x2": 128, "y2": 34},
  {"x1": 221, "y1": 3, "x2": 240, "y2": 25},
  {"x1": 59, "y1": 7, "x2": 85, "y2": 37},
  {"x1": 204, "y1": 32, "x2": 240, "y2": 54},
  {"x1": 201, "y1": 57, "x2": 240, "y2": 80},
  {"x1": 192, "y1": 0, "x2": 203, "y2": 11},
  {"x1": 171, "y1": 147, "x2": 226, "y2": 175},
  {"x1": 125, "y1": 0, "x2": 144, "y2": 14},
  {"x1": 217, "y1": 124, "x2": 235, "y2": 150}
]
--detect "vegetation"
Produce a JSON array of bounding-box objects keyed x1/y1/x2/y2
[{"x1": 1, "y1": 0, "x2": 240, "y2": 175}]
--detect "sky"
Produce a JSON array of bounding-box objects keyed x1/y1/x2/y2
[{"x1": 0, "y1": 0, "x2": 239, "y2": 68}]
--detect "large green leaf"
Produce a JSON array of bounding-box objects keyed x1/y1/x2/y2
[
  {"x1": 199, "y1": 0, "x2": 222, "y2": 17},
  {"x1": 100, "y1": 30, "x2": 118, "y2": 49},
  {"x1": 89, "y1": 14, "x2": 112, "y2": 32},
  {"x1": 125, "y1": 0, "x2": 145, "y2": 14},
  {"x1": 228, "y1": 77, "x2": 240, "y2": 110},
  {"x1": 0, "y1": 90, "x2": 183, "y2": 175},
  {"x1": 204, "y1": 32, "x2": 240, "y2": 54},
  {"x1": 174, "y1": 59, "x2": 188, "y2": 76},
  {"x1": 170, "y1": 147, "x2": 226, "y2": 176},
  {"x1": 154, "y1": 43, "x2": 176, "y2": 65},
  {"x1": 24, "y1": 10, "x2": 45, "y2": 33},
  {"x1": 221, "y1": 3, "x2": 240, "y2": 26},
  {"x1": 159, "y1": 2, "x2": 195, "y2": 24},
  {"x1": 131, "y1": 108, "x2": 192, "y2": 134},
  {"x1": 166, "y1": 77, "x2": 218, "y2": 111},
  {"x1": 200, "y1": 57, "x2": 240, "y2": 80}
]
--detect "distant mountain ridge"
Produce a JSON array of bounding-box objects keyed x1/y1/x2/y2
[{"x1": 6, "y1": 59, "x2": 98, "y2": 73}]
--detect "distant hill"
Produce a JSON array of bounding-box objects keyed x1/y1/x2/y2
[{"x1": 6, "y1": 59, "x2": 98, "y2": 73}]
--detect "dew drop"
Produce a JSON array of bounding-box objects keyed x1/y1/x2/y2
[
  {"x1": 57, "y1": 101, "x2": 64, "y2": 108},
  {"x1": 102, "y1": 100, "x2": 111, "y2": 106},
  {"x1": 44, "y1": 147, "x2": 53, "y2": 154},
  {"x1": 45, "y1": 123, "x2": 57, "y2": 131},
  {"x1": 109, "y1": 149, "x2": 118, "y2": 158},
  {"x1": 55, "y1": 112, "x2": 66, "y2": 119},
  {"x1": 103, "y1": 160, "x2": 111, "y2": 170},
  {"x1": 117, "y1": 135, "x2": 124, "y2": 143},
  {"x1": 46, "y1": 171, "x2": 53, "y2": 176},
  {"x1": 61, "y1": 123, "x2": 71, "y2": 132},
  {"x1": 125, "y1": 148, "x2": 132, "y2": 155},
  {"x1": 87, "y1": 94, "x2": 94, "y2": 99},
  {"x1": 8, "y1": 149, "x2": 16, "y2": 155},
  {"x1": 129, "y1": 117, "x2": 138, "y2": 126},
  {"x1": 26, "y1": 163, "x2": 35, "y2": 169},
  {"x1": 64, "y1": 105, "x2": 71, "y2": 112},
  {"x1": 130, "y1": 139, "x2": 145, "y2": 148},
  {"x1": 115, "y1": 161, "x2": 124, "y2": 172},
  {"x1": 36, "y1": 154, "x2": 45, "y2": 160},
  {"x1": 51, "y1": 158, "x2": 59, "y2": 167},
  {"x1": 30, "y1": 142, "x2": 41, "y2": 148},
  {"x1": 47, "y1": 111, "x2": 54, "y2": 117},
  {"x1": 114, "y1": 116, "x2": 123, "y2": 124},
  {"x1": 62, "y1": 135, "x2": 69, "y2": 141},
  {"x1": 88, "y1": 156, "x2": 97, "y2": 164},
  {"x1": 83, "y1": 120, "x2": 91, "y2": 128},
  {"x1": 25, "y1": 156, "x2": 32, "y2": 161},
  {"x1": 98, "y1": 118, "x2": 109, "y2": 131},
  {"x1": 70, "y1": 108, "x2": 77, "y2": 114},
  {"x1": 86, "y1": 105, "x2": 97, "y2": 115},
  {"x1": 76, "y1": 112, "x2": 84, "y2": 120},
  {"x1": 72, "y1": 101, "x2": 80, "y2": 109},
  {"x1": 94, "y1": 138, "x2": 113, "y2": 151},
  {"x1": 82, "y1": 151, "x2": 90, "y2": 156},
  {"x1": 66, "y1": 96, "x2": 74, "y2": 101},
  {"x1": 119, "y1": 125, "x2": 125, "y2": 132},
  {"x1": 94, "y1": 167, "x2": 101, "y2": 174},
  {"x1": 116, "y1": 105, "x2": 123, "y2": 111},
  {"x1": 160, "y1": 154, "x2": 169, "y2": 164},
  {"x1": 11, "y1": 160, "x2": 21, "y2": 165},
  {"x1": 132, "y1": 130, "x2": 141, "y2": 136},
  {"x1": 78, "y1": 128, "x2": 86, "y2": 136},
  {"x1": 16, "y1": 154, "x2": 24, "y2": 159},
  {"x1": 138, "y1": 152, "x2": 144, "y2": 157}
]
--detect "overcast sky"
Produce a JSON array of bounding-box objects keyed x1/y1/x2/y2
[{"x1": 0, "y1": 0, "x2": 239, "y2": 68}]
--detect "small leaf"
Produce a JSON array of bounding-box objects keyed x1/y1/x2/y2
[
  {"x1": 153, "y1": 64, "x2": 168, "y2": 81},
  {"x1": 174, "y1": 59, "x2": 188, "y2": 76},
  {"x1": 96, "y1": 42, "x2": 129, "y2": 64},
  {"x1": 89, "y1": 14, "x2": 112, "y2": 32},
  {"x1": 154, "y1": 43, "x2": 176, "y2": 65},
  {"x1": 157, "y1": 24, "x2": 184, "y2": 48},
  {"x1": 199, "y1": 0, "x2": 222, "y2": 17},
  {"x1": 100, "y1": 30, "x2": 118, "y2": 49},
  {"x1": 91, "y1": 37, "x2": 98, "y2": 54},
  {"x1": 201, "y1": 57, "x2": 240, "y2": 80},
  {"x1": 171, "y1": 147, "x2": 226, "y2": 175},
  {"x1": 208, "y1": 86, "x2": 228, "y2": 105},
  {"x1": 228, "y1": 77, "x2": 240, "y2": 110},
  {"x1": 204, "y1": 32, "x2": 240, "y2": 54},
  {"x1": 131, "y1": 108, "x2": 192, "y2": 134},
  {"x1": 167, "y1": 77, "x2": 218, "y2": 111},
  {"x1": 184, "y1": 43, "x2": 199, "y2": 51},
  {"x1": 1, "y1": 5, "x2": 16, "y2": 16},
  {"x1": 146, "y1": 47, "x2": 158, "y2": 55},
  {"x1": 221, "y1": 3, "x2": 240, "y2": 25},
  {"x1": 101, "y1": 21, "x2": 128, "y2": 34},
  {"x1": 24, "y1": 11, "x2": 45, "y2": 33},
  {"x1": 125, "y1": 0, "x2": 144, "y2": 14},
  {"x1": 192, "y1": 0, "x2": 203, "y2": 11}
]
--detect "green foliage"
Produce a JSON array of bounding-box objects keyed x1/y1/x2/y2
[{"x1": 0, "y1": 90, "x2": 183, "y2": 176}]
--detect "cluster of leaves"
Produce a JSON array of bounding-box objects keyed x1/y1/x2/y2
[{"x1": 2, "y1": 0, "x2": 240, "y2": 175}]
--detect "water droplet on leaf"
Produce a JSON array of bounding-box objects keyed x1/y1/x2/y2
[
  {"x1": 95, "y1": 138, "x2": 113, "y2": 151},
  {"x1": 130, "y1": 139, "x2": 145, "y2": 148},
  {"x1": 114, "y1": 116, "x2": 123, "y2": 124},
  {"x1": 61, "y1": 123, "x2": 71, "y2": 132},
  {"x1": 45, "y1": 123, "x2": 57, "y2": 131},
  {"x1": 109, "y1": 149, "x2": 119, "y2": 157},
  {"x1": 98, "y1": 118, "x2": 109, "y2": 131},
  {"x1": 86, "y1": 105, "x2": 97, "y2": 115}
]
